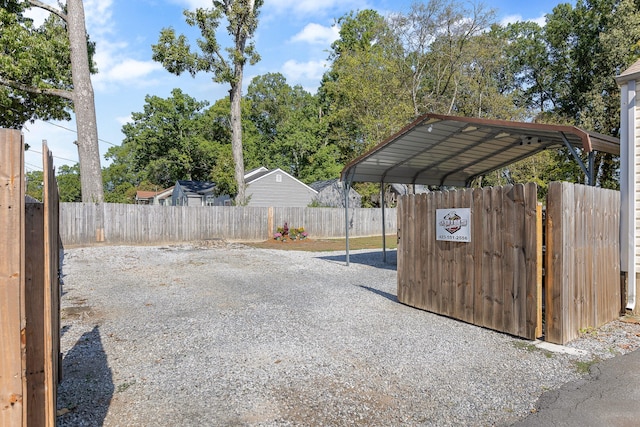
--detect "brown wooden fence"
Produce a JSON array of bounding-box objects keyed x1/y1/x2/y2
[
  {"x1": 397, "y1": 182, "x2": 622, "y2": 344},
  {"x1": 397, "y1": 184, "x2": 542, "y2": 340},
  {"x1": 545, "y1": 182, "x2": 621, "y2": 344},
  {"x1": 59, "y1": 203, "x2": 397, "y2": 246},
  {"x1": 1, "y1": 129, "x2": 60, "y2": 426}
]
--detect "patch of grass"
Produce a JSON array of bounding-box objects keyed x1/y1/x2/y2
[
  {"x1": 245, "y1": 235, "x2": 398, "y2": 252},
  {"x1": 579, "y1": 326, "x2": 598, "y2": 337},
  {"x1": 512, "y1": 341, "x2": 554, "y2": 358},
  {"x1": 116, "y1": 380, "x2": 135, "y2": 393},
  {"x1": 573, "y1": 358, "x2": 600, "y2": 375}
]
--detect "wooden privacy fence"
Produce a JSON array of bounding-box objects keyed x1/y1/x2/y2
[
  {"x1": 397, "y1": 182, "x2": 622, "y2": 344},
  {"x1": 1, "y1": 130, "x2": 61, "y2": 426},
  {"x1": 546, "y1": 182, "x2": 621, "y2": 344},
  {"x1": 397, "y1": 183, "x2": 542, "y2": 340},
  {"x1": 59, "y1": 204, "x2": 397, "y2": 246}
]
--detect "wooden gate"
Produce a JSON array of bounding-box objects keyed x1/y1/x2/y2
[
  {"x1": 1, "y1": 129, "x2": 61, "y2": 426},
  {"x1": 397, "y1": 182, "x2": 623, "y2": 344},
  {"x1": 545, "y1": 182, "x2": 621, "y2": 344},
  {"x1": 397, "y1": 183, "x2": 542, "y2": 340}
]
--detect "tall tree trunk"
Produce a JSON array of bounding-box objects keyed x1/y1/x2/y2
[
  {"x1": 230, "y1": 78, "x2": 245, "y2": 204},
  {"x1": 67, "y1": 0, "x2": 104, "y2": 204}
]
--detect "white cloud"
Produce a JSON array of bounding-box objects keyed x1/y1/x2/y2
[
  {"x1": 281, "y1": 59, "x2": 327, "y2": 85},
  {"x1": 84, "y1": 0, "x2": 115, "y2": 35},
  {"x1": 291, "y1": 23, "x2": 340, "y2": 45},
  {"x1": 116, "y1": 116, "x2": 133, "y2": 126},
  {"x1": 105, "y1": 59, "x2": 164, "y2": 83}
]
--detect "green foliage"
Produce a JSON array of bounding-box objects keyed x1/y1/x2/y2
[
  {"x1": 320, "y1": 9, "x2": 414, "y2": 162},
  {"x1": 108, "y1": 89, "x2": 218, "y2": 189},
  {"x1": 56, "y1": 164, "x2": 81, "y2": 202},
  {"x1": 26, "y1": 170, "x2": 44, "y2": 201},
  {"x1": 152, "y1": 0, "x2": 264, "y2": 204},
  {"x1": 0, "y1": 1, "x2": 97, "y2": 128},
  {"x1": 246, "y1": 73, "x2": 339, "y2": 182}
]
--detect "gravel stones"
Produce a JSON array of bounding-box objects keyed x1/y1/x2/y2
[{"x1": 56, "y1": 243, "x2": 640, "y2": 426}]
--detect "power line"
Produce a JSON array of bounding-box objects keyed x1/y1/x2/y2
[
  {"x1": 27, "y1": 148, "x2": 78, "y2": 164},
  {"x1": 32, "y1": 120, "x2": 119, "y2": 147},
  {"x1": 8, "y1": 107, "x2": 120, "y2": 147},
  {"x1": 25, "y1": 162, "x2": 43, "y2": 171}
]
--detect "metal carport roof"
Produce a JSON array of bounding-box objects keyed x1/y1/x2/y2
[{"x1": 340, "y1": 113, "x2": 620, "y2": 187}]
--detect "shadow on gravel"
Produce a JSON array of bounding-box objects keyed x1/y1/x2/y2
[
  {"x1": 318, "y1": 250, "x2": 397, "y2": 271},
  {"x1": 359, "y1": 285, "x2": 398, "y2": 302},
  {"x1": 57, "y1": 326, "x2": 113, "y2": 426}
]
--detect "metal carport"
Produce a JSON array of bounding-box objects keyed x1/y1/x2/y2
[{"x1": 339, "y1": 113, "x2": 620, "y2": 264}]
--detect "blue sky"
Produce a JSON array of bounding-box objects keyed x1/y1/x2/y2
[{"x1": 22, "y1": 0, "x2": 573, "y2": 172}]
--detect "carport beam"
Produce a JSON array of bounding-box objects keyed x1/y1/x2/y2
[{"x1": 560, "y1": 132, "x2": 595, "y2": 186}]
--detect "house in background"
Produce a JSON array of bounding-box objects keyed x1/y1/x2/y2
[
  {"x1": 168, "y1": 167, "x2": 318, "y2": 207},
  {"x1": 309, "y1": 179, "x2": 362, "y2": 208},
  {"x1": 135, "y1": 186, "x2": 174, "y2": 205},
  {"x1": 171, "y1": 180, "x2": 230, "y2": 206},
  {"x1": 244, "y1": 167, "x2": 317, "y2": 207}
]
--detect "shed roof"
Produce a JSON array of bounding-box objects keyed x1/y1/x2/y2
[{"x1": 340, "y1": 113, "x2": 620, "y2": 187}]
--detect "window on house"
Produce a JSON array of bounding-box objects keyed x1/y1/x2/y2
[{"x1": 276, "y1": 174, "x2": 282, "y2": 182}]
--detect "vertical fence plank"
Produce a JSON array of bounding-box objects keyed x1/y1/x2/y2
[
  {"x1": 502, "y1": 185, "x2": 516, "y2": 335},
  {"x1": 0, "y1": 129, "x2": 25, "y2": 426},
  {"x1": 460, "y1": 188, "x2": 475, "y2": 323},
  {"x1": 25, "y1": 202, "x2": 45, "y2": 426},
  {"x1": 42, "y1": 143, "x2": 60, "y2": 426},
  {"x1": 472, "y1": 188, "x2": 485, "y2": 326},
  {"x1": 397, "y1": 197, "x2": 406, "y2": 303}
]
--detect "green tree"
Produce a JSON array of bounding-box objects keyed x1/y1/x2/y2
[
  {"x1": 246, "y1": 73, "x2": 339, "y2": 182},
  {"x1": 107, "y1": 89, "x2": 218, "y2": 189},
  {"x1": 152, "y1": 0, "x2": 263, "y2": 204},
  {"x1": 540, "y1": 0, "x2": 640, "y2": 188},
  {"x1": 320, "y1": 9, "x2": 413, "y2": 161},
  {"x1": 56, "y1": 163, "x2": 81, "y2": 202},
  {"x1": 26, "y1": 170, "x2": 44, "y2": 201},
  {"x1": 1, "y1": 0, "x2": 104, "y2": 203}
]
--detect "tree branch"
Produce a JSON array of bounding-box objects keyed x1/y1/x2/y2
[
  {"x1": 27, "y1": 0, "x2": 67, "y2": 21},
  {"x1": 0, "y1": 76, "x2": 74, "y2": 101}
]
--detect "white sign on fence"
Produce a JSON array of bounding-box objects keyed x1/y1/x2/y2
[{"x1": 436, "y1": 208, "x2": 471, "y2": 242}]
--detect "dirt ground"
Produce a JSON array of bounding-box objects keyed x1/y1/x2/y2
[{"x1": 246, "y1": 235, "x2": 397, "y2": 251}]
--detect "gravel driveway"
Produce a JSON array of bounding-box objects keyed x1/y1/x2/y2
[{"x1": 56, "y1": 242, "x2": 640, "y2": 426}]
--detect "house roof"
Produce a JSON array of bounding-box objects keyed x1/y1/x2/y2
[
  {"x1": 340, "y1": 113, "x2": 620, "y2": 187},
  {"x1": 136, "y1": 190, "x2": 158, "y2": 199},
  {"x1": 245, "y1": 167, "x2": 318, "y2": 193},
  {"x1": 616, "y1": 58, "x2": 640, "y2": 84},
  {"x1": 177, "y1": 180, "x2": 216, "y2": 195},
  {"x1": 309, "y1": 179, "x2": 338, "y2": 192},
  {"x1": 245, "y1": 166, "x2": 269, "y2": 180},
  {"x1": 245, "y1": 169, "x2": 272, "y2": 183}
]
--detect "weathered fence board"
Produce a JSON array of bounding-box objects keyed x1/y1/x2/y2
[
  {"x1": 1, "y1": 131, "x2": 60, "y2": 426},
  {"x1": 397, "y1": 184, "x2": 542, "y2": 340},
  {"x1": 1, "y1": 129, "x2": 25, "y2": 426},
  {"x1": 42, "y1": 145, "x2": 60, "y2": 426},
  {"x1": 545, "y1": 182, "x2": 621, "y2": 344},
  {"x1": 59, "y1": 204, "x2": 397, "y2": 246}
]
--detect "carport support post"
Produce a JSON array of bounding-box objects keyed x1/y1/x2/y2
[
  {"x1": 381, "y1": 181, "x2": 387, "y2": 263},
  {"x1": 344, "y1": 180, "x2": 351, "y2": 266}
]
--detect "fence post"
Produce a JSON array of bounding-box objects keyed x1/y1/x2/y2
[{"x1": 0, "y1": 129, "x2": 26, "y2": 426}]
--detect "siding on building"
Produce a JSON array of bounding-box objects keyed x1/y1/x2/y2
[{"x1": 246, "y1": 169, "x2": 317, "y2": 207}]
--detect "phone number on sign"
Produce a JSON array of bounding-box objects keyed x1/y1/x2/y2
[{"x1": 437, "y1": 235, "x2": 470, "y2": 242}]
